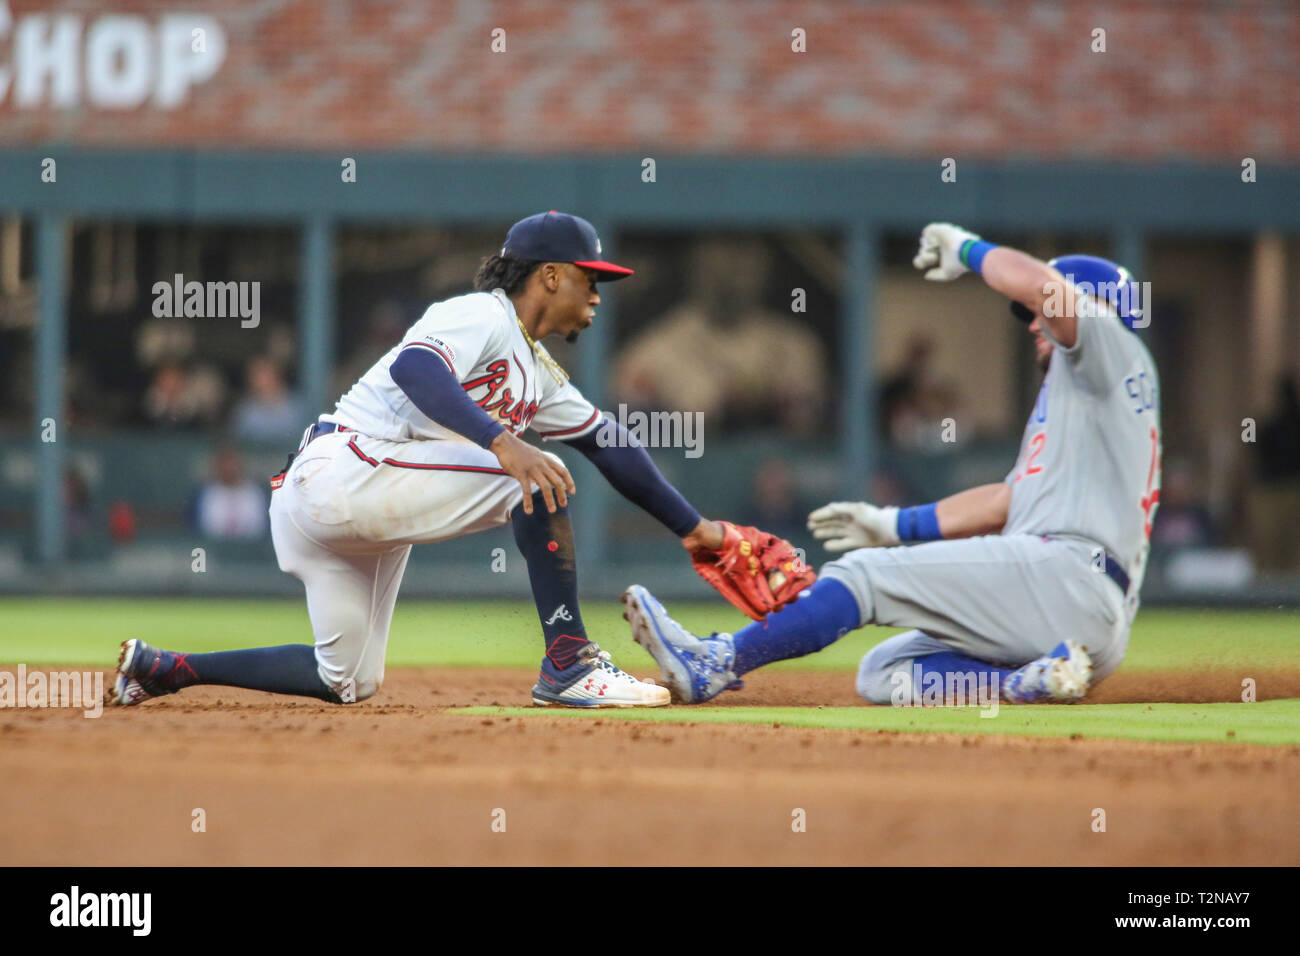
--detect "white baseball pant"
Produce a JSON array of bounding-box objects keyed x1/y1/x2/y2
[{"x1": 269, "y1": 430, "x2": 562, "y2": 700}]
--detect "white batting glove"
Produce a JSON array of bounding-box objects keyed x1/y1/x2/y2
[
  {"x1": 806, "y1": 501, "x2": 900, "y2": 552},
  {"x1": 912, "y1": 222, "x2": 981, "y2": 282}
]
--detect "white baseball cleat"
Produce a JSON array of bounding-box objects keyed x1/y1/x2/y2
[
  {"x1": 531, "y1": 641, "x2": 670, "y2": 708},
  {"x1": 1001, "y1": 640, "x2": 1093, "y2": 703}
]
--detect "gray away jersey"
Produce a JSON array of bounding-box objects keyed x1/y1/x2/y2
[{"x1": 1002, "y1": 296, "x2": 1162, "y2": 584}]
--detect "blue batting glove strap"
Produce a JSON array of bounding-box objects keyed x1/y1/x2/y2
[
  {"x1": 897, "y1": 503, "x2": 943, "y2": 542},
  {"x1": 959, "y1": 239, "x2": 997, "y2": 276}
]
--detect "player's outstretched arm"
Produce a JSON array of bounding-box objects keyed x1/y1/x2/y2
[
  {"x1": 559, "y1": 416, "x2": 711, "y2": 541},
  {"x1": 912, "y1": 222, "x2": 1078, "y2": 347},
  {"x1": 979, "y1": 247, "x2": 1077, "y2": 348},
  {"x1": 680, "y1": 519, "x2": 726, "y2": 551},
  {"x1": 934, "y1": 482, "x2": 1010, "y2": 538},
  {"x1": 808, "y1": 482, "x2": 1009, "y2": 551},
  {"x1": 562, "y1": 417, "x2": 811, "y2": 618}
]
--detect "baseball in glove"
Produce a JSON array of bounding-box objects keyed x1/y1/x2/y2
[{"x1": 691, "y1": 521, "x2": 817, "y2": 620}]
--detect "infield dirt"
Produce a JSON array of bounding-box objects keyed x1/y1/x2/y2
[{"x1": 3, "y1": 667, "x2": 1297, "y2": 866}]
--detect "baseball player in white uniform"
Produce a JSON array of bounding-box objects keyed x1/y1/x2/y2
[
  {"x1": 624, "y1": 223, "x2": 1162, "y2": 705},
  {"x1": 112, "y1": 212, "x2": 732, "y2": 709}
]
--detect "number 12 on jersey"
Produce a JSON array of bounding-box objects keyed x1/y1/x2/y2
[
  {"x1": 1014, "y1": 432, "x2": 1047, "y2": 484},
  {"x1": 1140, "y1": 425, "x2": 1161, "y2": 538}
]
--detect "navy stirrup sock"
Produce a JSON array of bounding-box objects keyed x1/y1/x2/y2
[
  {"x1": 176, "y1": 644, "x2": 339, "y2": 701},
  {"x1": 732, "y1": 577, "x2": 861, "y2": 676},
  {"x1": 512, "y1": 490, "x2": 590, "y2": 671}
]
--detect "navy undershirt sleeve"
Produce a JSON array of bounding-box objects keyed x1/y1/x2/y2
[
  {"x1": 562, "y1": 417, "x2": 701, "y2": 538},
  {"x1": 389, "y1": 347, "x2": 506, "y2": 449}
]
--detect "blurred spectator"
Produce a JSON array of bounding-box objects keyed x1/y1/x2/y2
[
  {"x1": 878, "y1": 334, "x2": 966, "y2": 451},
  {"x1": 230, "y1": 356, "x2": 308, "y2": 445},
  {"x1": 613, "y1": 238, "x2": 827, "y2": 433},
  {"x1": 135, "y1": 315, "x2": 198, "y2": 369},
  {"x1": 1150, "y1": 464, "x2": 1215, "y2": 551},
  {"x1": 1251, "y1": 373, "x2": 1300, "y2": 570},
  {"x1": 108, "y1": 500, "x2": 137, "y2": 544},
  {"x1": 64, "y1": 466, "x2": 96, "y2": 552},
  {"x1": 742, "y1": 457, "x2": 807, "y2": 543},
  {"x1": 143, "y1": 361, "x2": 225, "y2": 430},
  {"x1": 191, "y1": 446, "x2": 268, "y2": 539},
  {"x1": 63, "y1": 464, "x2": 134, "y2": 556}
]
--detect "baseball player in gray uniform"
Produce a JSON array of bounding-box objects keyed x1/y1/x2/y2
[
  {"x1": 111, "y1": 212, "x2": 734, "y2": 710},
  {"x1": 624, "y1": 222, "x2": 1162, "y2": 705}
]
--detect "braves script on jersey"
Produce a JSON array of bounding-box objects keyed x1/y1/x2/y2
[
  {"x1": 1003, "y1": 295, "x2": 1162, "y2": 584},
  {"x1": 267, "y1": 288, "x2": 608, "y2": 699},
  {"x1": 328, "y1": 288, "x2": 602, "y2": 443}
]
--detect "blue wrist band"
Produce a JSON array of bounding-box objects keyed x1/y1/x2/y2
[
  {"x1": 897, "y1": 503, "x2": 943, "y2": 542},
  {"x1": 959, "y1": 239, "x2": 997, "y2": 276}
]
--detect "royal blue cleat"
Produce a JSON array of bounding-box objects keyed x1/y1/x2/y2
[
  {"x1": 1001, "y1": 640, "x2": 1093, "y2": 703},
  {"x1": 621, "y1": 585, "x2": 742, "y2": 704}
]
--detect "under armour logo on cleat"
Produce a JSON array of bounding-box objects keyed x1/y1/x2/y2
[{"x1": 545, "y1": 604, "x2": 574, "y2": 625}]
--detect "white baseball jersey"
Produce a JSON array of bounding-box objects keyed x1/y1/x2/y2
[
  {"x1": 325, "y1": 288, "x2": 602, "y2": 444},
  {"x1": 271, "y1": 288, "x2": 604, "y2": 699},
  {"x1": 1002, "y1": 296, "x2": 1162, "y2": 579}
]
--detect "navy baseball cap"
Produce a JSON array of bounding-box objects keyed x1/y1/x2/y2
[{"x1": 501, "y1": 211, "x2": 634, "y2": 281}]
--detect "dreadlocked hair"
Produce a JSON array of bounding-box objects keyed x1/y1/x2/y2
[
  {"x1": 473, "y1": 254, "x2": 541, "y2": 295},
  {"x1": 472, "y1": 253, "x2": 571, "y2": 384}
]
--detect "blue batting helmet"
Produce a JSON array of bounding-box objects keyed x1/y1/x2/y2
[{"x1": 1009, "y1": 254, "x2": 1144, "y2": 331}]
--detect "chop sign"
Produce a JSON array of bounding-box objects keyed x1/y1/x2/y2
[{"x1": 0, "y1": 2, "x2": 226, "y2": 109}]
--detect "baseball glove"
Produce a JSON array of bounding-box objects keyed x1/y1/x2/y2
[{"x1": 691, "y1": 521, "x2": 817, "y2": 620}]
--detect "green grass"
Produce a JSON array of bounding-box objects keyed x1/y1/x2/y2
[
  {"x1": 3, "y1": 597, "x2": 1294, "y2": 746},
  {"x1": 454, "y1": 700, "x2": 1300, "y2": 746},
  {"x1": 0, "y1": 598, "x2": 1295, "y2": 672}
]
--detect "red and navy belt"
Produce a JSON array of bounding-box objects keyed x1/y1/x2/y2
[{"x1": 270, "y1": 422, "x2": 352, "y2": 489}]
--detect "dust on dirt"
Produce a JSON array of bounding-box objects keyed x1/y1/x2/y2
[{"x1": 1, "y1": 667, "x2": 1296, "y2": 865}]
